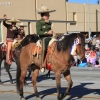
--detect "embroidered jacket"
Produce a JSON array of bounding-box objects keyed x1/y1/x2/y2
[
  {"x1": 3, "y1": 19, "x2": 18, "y2": 39},
  {"x1": 36, "y1": 18, "x2": 52, "y2": 37}
]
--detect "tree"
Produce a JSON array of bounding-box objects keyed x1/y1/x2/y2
[{"x1": 97, "y1": 0, "x2": 100, "y2": 4}]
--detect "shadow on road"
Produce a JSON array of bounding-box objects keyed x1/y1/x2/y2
[
  {"x1": 26, "y1": 82, "x2": 100, "y2": 100},
  {"x1": 67, "y1": 83, "x2": 100, "y2": 100}
]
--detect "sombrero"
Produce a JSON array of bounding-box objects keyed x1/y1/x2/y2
[
  {"x1": 36, "y1": 6, "x2": 56, "y2": 14},
  {"x1": 18, "y1": 23, "x2": 27, "y2": 27},
  {"x1": 7, "y1": 18, "x2": 20, "y2": 23}
]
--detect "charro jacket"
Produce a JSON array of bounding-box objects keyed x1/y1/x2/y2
[
  {"x1": 3, "y1": 19, "x2": 18, "y2": 39},
  {"x1": 36, "y1": 18, "x2": 52, "y2": 38}
]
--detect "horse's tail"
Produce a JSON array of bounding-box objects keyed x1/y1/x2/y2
[{"x1": 16, "y1": 59, "x2": 21, "y2": 93}]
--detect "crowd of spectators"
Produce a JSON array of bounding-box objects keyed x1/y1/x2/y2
[{"x1": 74, "y1": 33, "x2": 100, "y2": 67}]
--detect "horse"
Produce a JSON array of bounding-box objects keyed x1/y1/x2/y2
[
  {"x1": 16, "y1": 33, "x2": 85, "y2": 100},
  {"x1": 0, "y1": 42, "x2": 14, "y2": 84},
  {"x1": 0, "y1": 34, "x2": 39, "y2": 84}
]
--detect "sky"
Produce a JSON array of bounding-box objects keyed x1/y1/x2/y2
[{"x1": 68, "y1": 0, "x2": 98, "y2": 4}]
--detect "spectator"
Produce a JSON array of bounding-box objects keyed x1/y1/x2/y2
[{"x1": 87, "y1": 49, "x2": 97, "y2": 65}]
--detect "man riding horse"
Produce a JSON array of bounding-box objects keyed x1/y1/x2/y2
[
  {"x1": 36, "y1": 6, "x2": 56, "y2": 72},
  {"x1": 3, "y1": 14, "x2": 20, "y2": 65},
  {"x1": 12, "y1": 23, "x2": 27, "y2": 50},
  {"x1": 3, "y1": 15, "x2": 28, "y2": 64}
]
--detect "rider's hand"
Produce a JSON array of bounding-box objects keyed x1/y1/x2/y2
[
  {"x1": 3, "y1": 14, "x2": 7, "y2": 20},
  {"x1": 48, "y1": 30, "x2": 53, "y2": 34}
]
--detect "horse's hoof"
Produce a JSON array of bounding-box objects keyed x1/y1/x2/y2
[
  {"x1": 60, "y1": 92, "x2": 69, "y2": 99},
  {"x1": 20, "y1": 97, "x2": 26, "y2": 100},
  {"x1": 0, "y1": 80, "x2": 3, "y2": 84},
  {"x1": 36, "y1": 97, "x2": 42, "y2": 100}
]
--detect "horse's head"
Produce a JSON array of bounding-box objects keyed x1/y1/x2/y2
[
  {"x1": 21, "y1": 34, "x2": 40, "y2": 47},
  {"x1": 71, "y1": 34, "x2": 85, "y2": 60},
  {"x1": 57, "y1": 33, "x2": 85, "y2": 60},
  {"x1": 14, "y1": 34, "x2": 40, "y2": 51}
]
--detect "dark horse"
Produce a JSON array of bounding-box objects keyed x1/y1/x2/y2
[
  {"x1": 16, "y1": 33, "x2": 85, "y2": 100},
  {"x1": 0, "y1": 34, "x2": 39, "y2": 84},
  {"x1": 0, "y1": 43, "x2": 13, "y2": 84}
]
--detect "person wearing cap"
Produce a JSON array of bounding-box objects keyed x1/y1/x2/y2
[
  {"x1": 36, "y1": 6, "x2": 56, "y2": 38},
  {"x1": 3, "y1": 14, "x2": 20, "y2": 65}
]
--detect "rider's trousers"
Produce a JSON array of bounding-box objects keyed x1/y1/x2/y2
[{"x1": 6, "y1": 39, "x2": 13, "y2": 64}]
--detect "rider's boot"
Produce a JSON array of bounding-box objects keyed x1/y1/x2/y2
[{"x1": 40, "y1": 67, "x2": 45, "y2": 73}]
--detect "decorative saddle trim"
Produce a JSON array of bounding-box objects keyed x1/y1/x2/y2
[{"x1": 30, "y1": 44, "x2": 42, "y2": 58}]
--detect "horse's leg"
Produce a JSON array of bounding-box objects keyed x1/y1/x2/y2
[
  {"x1": 45, "y1": 70, "x2": 51, "y2": 77},
  {"x1": 20, "y1": 68, "x2": 27, "y2": 100},
  {"x1": 0, "y1": 59, "x2": 3, "y2": 84},
  {"x1": 7, "y1": 67, "x2": 13, "y2": 84},
  {"x1": 24, "y1": 67, "x2": 32, "y2": 85},
  {"x1": 32, "y1": 68, "x2": 41, "y2": 100},
  {"x1": 54, "y1": 71, "x2": 61, "y2": 100},
  {"x1": 4, "y1": 61, "x2": 13, "y2": 84},
  {"x1": 61, "y1": 69, "x2": 73, "y2": 99}
]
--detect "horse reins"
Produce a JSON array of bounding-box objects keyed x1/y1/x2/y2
[
  {"x1": 52, "y1": 52, "x2": 68, "y2": 66},
  {"x1": 49, "y1": 43, "x2": 69, "y2": 66}
]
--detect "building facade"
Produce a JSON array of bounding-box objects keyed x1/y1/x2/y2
[{"x1": 0, "y1": 0, "x2": 100, "y2": 42}]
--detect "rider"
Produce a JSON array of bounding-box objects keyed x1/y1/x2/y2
[
  {"x1": 3, "y1": 14, "x2": 20, "y2": 65},
  {"x1": 18, "y1": 22, "x2": 27, "y2": 38},
  {"x1": 36, "y1": 6, "x2": 56, "y2": 38},
  {"x1": 12, "y1": 22, "x2": 27, "y2": 49},
  {"x1": 36, "y1": 6, "x2": 56, "y2": 72}
]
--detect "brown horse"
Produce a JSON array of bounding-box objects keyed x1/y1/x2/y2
[
  {"x1": 0, "y1": 34, "x2": 39, "y2": 84},
  {"x1": 16, "y1": 33, "x2": 85, "y2": 100}
]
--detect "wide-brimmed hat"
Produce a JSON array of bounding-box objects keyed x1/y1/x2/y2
[
  {"x1": 36, "y1": 6, "x2": 56, "y2": 14},
  {"x1": 7, "y1": 18, "x2": 20, "y2": 23},
  {"x1": 18, "y1": 22, "x2": 27, "y2": 27}
]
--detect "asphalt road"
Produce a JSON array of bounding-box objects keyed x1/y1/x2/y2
[{"x1": 0, "y1": 61, "x2": 100, "y2": 100}]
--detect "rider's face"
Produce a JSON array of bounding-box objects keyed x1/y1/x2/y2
[
  {"x1": 44, "y1": 12, "x2": 50, "y2": 20},
  {"x1": 11, "y1": 22, "x2": 16, "y2": 26},
  {"x1": 20, "y1": 26, "x2": 24, "y2": 30}
]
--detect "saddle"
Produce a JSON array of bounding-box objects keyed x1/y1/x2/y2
[
  {"x1": 31, "y1": 37, "x2": 51, "y2": 54},
  {"x1": 30, "y1": 43, "x2": 42, "y2": 58},
  {"x1": 30, "y1": 37, "x2": 51, "y2": 66}
]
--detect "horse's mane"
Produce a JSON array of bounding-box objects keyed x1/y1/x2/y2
[
  {"x1": 15, "y1": 34, "x2": 39, "y2": 50},
  {"x1": 20, "y1": 34, "x2": 39, "y2": 47},
  {"x1": 57, "y1": 33, "x2": 85, "y2": 52}
]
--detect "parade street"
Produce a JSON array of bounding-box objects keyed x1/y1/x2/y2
[{"x1": 0, "y1": 62, "x2": 100, "y2": 100}]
